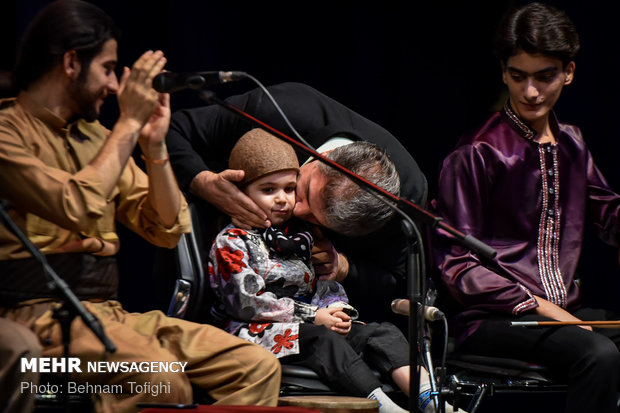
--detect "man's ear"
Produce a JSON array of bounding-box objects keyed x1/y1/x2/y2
[
  {"x1": 63, "y1": 50, "x2": 81, "y2": 80},
  {"x1": 564, "y1": 61, "x2": 576, "y2": 85}
]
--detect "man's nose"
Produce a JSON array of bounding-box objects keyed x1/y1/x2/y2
[
  {"x1": 524, "y1": 79, "x2": 540, "y2": 101},
  {"x1": 108, "y1": 72, "x2": 120, "y2": 94}
]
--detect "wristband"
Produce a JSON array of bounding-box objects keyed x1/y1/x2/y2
[
  {"x1": 94, "y1": 238, "x2": 105, "y2": 253},
  {"x1": 141, "y1": 154, "x2": 169, "y2": 165}
]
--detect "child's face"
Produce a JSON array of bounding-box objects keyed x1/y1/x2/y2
[{"x1": 244, "y1": 170, "x2": 298, "y2": 227}]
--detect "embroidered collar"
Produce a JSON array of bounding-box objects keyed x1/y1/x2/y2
[
  {"x1": 502, "y1": 101, "x2": 536, "y2": 140},
  {"x1": 501, "y1": 101, "x2": 562, "y2": 144}
]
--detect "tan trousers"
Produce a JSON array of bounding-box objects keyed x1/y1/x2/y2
[
  {"x1": 1, "y1": 300, "x2": 281, "y2": 413},
  {"x1": 0, "y1": 317, "x2": 42, "y2": 413}
]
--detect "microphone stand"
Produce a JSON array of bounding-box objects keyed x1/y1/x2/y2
[
  {"x1": 401, "y1": 215, "x2": 424, "y2": 408},
  {"x1": 0, "y1": 201, "x2": 116, "y2": 410},
  {"x1": 422, "y1": 327, "x2": 441, "y2": 413},
  {"x1": 198, "y1": 90, "x2": 497, "y2": 412}
]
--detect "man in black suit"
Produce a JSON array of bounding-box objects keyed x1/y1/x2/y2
[{"x1": 166, "y1": 82, "x2": 427, "y2": 325}]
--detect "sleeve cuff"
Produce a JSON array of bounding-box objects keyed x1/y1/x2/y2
[
  {"x1": 512, "y1": 284, "x2": 538, "y2": 314},
  {"x1": 327, "y1": 302, "x2": 359, "y2": 320},
  {"x1": 294, "y1": 301, "x2": 318, "y2": 323}
]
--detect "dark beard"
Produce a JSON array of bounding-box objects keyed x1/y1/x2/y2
[
  {"x1": 67, "y1": 76, "x2": 99, "y2": 123},
  {"x1": 77, "y1": 104, "x2": 99, "y2": 123}
]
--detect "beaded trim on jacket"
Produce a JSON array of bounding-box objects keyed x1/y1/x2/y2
[
  {"x1": 502, "y1": 101, "x2": 536, "y2": 140},
  {"x1": 501, "y1": 101, "x2": 567, "y2": 308},
  {"x1": 537, "y1": 144, "x2": 566, "y2": 307}
]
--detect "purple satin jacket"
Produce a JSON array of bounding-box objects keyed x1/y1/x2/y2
[{"x1": 434, "y1": 103, "x2": 620, "y2": 346}]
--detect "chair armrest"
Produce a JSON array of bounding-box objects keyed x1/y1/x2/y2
[{"x1": 167, "y1": 278, "x2": 192, "y2": 318}]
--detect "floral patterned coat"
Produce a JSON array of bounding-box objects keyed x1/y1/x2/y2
[{"x1": 208, "y1": 225, "x2": 355, "y2": 357}]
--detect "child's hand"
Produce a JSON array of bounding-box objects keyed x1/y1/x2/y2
[{"x1": 315, "y1": 307, "x2": 352, "y2": 336}]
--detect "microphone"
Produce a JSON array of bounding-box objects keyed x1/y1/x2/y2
[
  {"x1": 152, "y1": 71, "x2": 245, "y2": 93},
  {"x1": 391, "y1": 299, "x2": 445, "y2": 321}
]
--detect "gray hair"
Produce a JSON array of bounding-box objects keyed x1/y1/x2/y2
[{"x1": 317, "y1": 141, "x2": 400, "y2": 236}]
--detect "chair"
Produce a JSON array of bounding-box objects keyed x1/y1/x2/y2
[
  {"x1": 154, "y1": 200, "x2": 209, "y2": 323},
  {"x1": 279, "y1": 365, "x2": 395, "y2": 397},
  {"x1": 389, "y1": 309, "x2": 567, "y2": 412},
  {"x1": 165, "y1": 216, "x2": 206, "y2": 322},
  {"x1": 443, "y1": 352, "x2": 567, "y2": 412}
]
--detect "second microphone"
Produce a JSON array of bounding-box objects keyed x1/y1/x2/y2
[{"x1": 391, "y1": 299, "x2": 445, "y2": 321}]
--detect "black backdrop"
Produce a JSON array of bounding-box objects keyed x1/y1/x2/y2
[{"x1": 3, "y1": 0, "x2": 620, "y2": 316}]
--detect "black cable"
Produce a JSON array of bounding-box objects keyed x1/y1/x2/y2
[
  {"x1": 232, "y1": 72, "x2": 315, "y2": 151},
  {"x1": 441, "y1": 316, "x2": 449, "y2": 377}
]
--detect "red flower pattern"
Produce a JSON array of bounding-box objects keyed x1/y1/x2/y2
[
  {"x1": 215, "y1": 246, "x2": 246, "y2": 281},
  {"x1": 248, "y1": 323, "x2": 272, "y2": 337},
  {"x1": 271, "y1": 329, "x2": 299, "y2": 354}
]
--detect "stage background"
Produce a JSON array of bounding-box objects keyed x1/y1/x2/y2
[{"x1": 2, "y1": 0, "x2": 620, "y2": 347}]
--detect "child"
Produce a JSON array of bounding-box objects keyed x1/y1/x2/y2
[{"x1": 209, "y1": 128, "x2": 462, "y2": 413}]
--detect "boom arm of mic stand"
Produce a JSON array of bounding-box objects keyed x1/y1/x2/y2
[
  {"x1": 397, "y1": 199, "x2": 497, "y2": 260},
  {"x1": 0, "y1": 201, "x2": 116, "y2": 354}
]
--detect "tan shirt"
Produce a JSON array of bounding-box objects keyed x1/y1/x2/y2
[{"x1": 0, "y1": 92, "x2": 190, "y2": 260}]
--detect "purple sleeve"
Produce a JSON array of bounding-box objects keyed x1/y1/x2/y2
[{"x1": 434, "y1": 144, "x2": 537, "y2": 315}]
